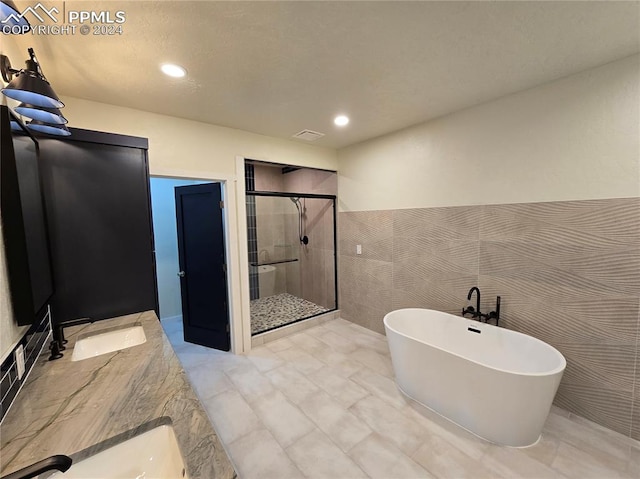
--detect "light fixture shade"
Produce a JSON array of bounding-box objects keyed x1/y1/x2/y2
[
  {"x1": 15, "y1": 102, "x2": 68, "y2": 124},
  {"x1": 2, "y1": 70, "x2": 64, "y2": 108},
  {"x1": 26, "y1": 120, "x2": 71, "y2": 136},
  {"x1": 0, "y1": 0, "x2": 31, "y2": 31}
]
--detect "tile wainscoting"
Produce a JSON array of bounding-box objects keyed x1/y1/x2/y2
[
  {"x1": 0, "y1": 308, "x2": 52, "y2": 422},
  {"x1": 338, "y1": 197, "x2": 640, "y2": 440}
]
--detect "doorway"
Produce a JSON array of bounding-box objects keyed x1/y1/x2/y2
[{"x1": 150, "y1": 177, "x2": 230, "y2": 351}]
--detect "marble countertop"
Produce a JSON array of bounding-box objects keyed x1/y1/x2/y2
[{"x1": 0, "y1": 311, "x2": 236, "y2": 479}]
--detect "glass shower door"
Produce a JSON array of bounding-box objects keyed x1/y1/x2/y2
[{"x1": 247, "y1": 193, "x2": 336, "y2": 335}]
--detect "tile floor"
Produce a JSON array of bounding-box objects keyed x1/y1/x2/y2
[
  {"x1": 250, "y1": 293, "x2": 330, "y2": 334},
  {"x1": 162, "y1": 317, "x2": 640, "y2": 479}
]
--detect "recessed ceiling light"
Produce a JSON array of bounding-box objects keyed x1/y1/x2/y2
[
  {"x1": 334, "y1": 115, "x2": 349, "y2": 127},
  {"x1": 161, "y1": 63, "x2": 187, "y2": 78}
]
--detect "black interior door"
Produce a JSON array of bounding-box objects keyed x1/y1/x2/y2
[{"x1": 175, "y1": 183, "x2": 230, "y2": 351}]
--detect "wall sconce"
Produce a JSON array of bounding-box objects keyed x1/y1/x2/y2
[
  {"x1": 1, "y1": 48, "x2": 64, "y2": 108},
  {"x1": 0, "y1": 0, "x2": 31, "y2": 33},
  {"x1": 1, "y1": 48, "x2": 71, "y2": 136},
  {"x1": 26, "y1": 119, "x2": 71, "y2": 136},
  {"x1": 15, "y1": 102, "x2": 68, "y2": 124}
]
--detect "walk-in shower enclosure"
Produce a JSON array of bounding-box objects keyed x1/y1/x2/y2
[{"x1": 246, "y1": 190, "x2": 337, "y2": 335}]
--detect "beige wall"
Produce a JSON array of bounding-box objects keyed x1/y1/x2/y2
[
  {"x1": 62, "y1": 97, "x2": 338, "y2": 176},
  {"x1": 338, "y1": 54, "x2": 639, "y2": 212}
]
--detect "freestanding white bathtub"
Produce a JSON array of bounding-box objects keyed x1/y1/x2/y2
[{"x1": 383, "y1": 308, "x2": 566, "y2": 447}]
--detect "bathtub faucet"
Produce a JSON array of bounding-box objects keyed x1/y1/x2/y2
[
  {"x1": 462, "y1": 287, "x2": 482, "y2": 319},
  {"x1": 462, "y1": 288, "x2": 501, "y2": 326},
  {"x1": 483, "y1": 296, "x2": 501, "y2": 327}
]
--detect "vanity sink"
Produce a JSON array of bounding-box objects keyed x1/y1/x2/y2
[
  {"x1": 71, "y1": 324, "x2": 146, "y2": 361},
  {"x1": 47, "y1": 424, "x2": 188, "y2": 478}
]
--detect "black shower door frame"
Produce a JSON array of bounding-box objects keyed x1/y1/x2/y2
[{"x1": 246, "y1": 190, "x2": 338, "y2": 333}]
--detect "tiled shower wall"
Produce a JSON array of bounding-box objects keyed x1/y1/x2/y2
[
  {"x1": 284, "y1": 198, "x2": 336, "y2": 310},
  {"x1": 338, "y1": 197, "x2": 640, "y2": 440},
  {"x1": 255, "y1": 197, "x2": 295, "y2": 296},
  {"x1": 283, "y1": 169, "x2": 337, "y2": 310}
]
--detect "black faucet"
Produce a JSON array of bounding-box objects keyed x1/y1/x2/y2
[
  {"x1": 48, "y1": 317, "x2": 95, "y2": 360},
  {"x1": 484, "y1": 296, "x2": 501, "y2": 326},
  {"x1": 462, "y1": 287, "x2": 501, "y2": 326},
  {"x1": 462, "y1": 286, "x2": 481, "y2": 319},
  {"x1": 468, "y1": 287, "x2": 481, "y2": 316},
  {"x1": 0, "y1": 455, "x2": 72, "y2": 479}
]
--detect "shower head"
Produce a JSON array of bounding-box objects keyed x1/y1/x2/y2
[{"x1": 289, "y1": 196, "x2": 308, "y2": 245}]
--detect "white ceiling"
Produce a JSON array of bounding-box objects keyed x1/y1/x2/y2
[{"x1": 8, "y1": 1, "x2": 640, "y2": 149}]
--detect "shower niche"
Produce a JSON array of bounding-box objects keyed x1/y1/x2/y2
[{"x1": 246, "y1": 161, "x2": 337, "y2": 335}]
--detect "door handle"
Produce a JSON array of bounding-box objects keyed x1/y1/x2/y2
[{"x1": 177, "y1": 271, "x2": 185, "y2": 277}]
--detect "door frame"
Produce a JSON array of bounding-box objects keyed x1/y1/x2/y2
[
  {"x1": 235, "y1": 157, "x2": 253, "y2": 353},
  {"x1": 151, "y1": 167, "x2": 246, "y2": 354}
]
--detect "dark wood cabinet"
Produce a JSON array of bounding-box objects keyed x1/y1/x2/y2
[{"x1": 38, "y1": 128, "x2": 158, "y2": 325}]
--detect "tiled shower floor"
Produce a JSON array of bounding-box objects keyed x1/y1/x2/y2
[
  {"x1": 162, "y1": 316, "x2": 640, "y2": 479},
  {"x1": 250, "y1": 293, "x2": 330, "y2": 335}
]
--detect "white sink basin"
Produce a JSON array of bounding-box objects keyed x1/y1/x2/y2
[
  {"x1": 71, "y1": 325, "x2": 146, "y2": 361},
  {"x1": 48, "y1": 425, "x2": 188, "y2": 478}
]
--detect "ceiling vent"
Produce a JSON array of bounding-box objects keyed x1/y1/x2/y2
[{"x1": 292, "y1": 129, "x2": 325, "y2": 141}]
